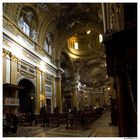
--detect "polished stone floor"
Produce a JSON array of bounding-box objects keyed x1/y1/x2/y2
[{"x1": 3, "y1": 111, "x2": 119, "y2": 137}]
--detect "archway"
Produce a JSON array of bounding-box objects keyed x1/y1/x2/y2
[{"x1": 18, "y1": 79, "x2": 35, "y2": 113}]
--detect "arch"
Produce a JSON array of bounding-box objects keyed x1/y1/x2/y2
[
  {"x1": 18, "y1": 78, "x2": 35, "y2": 113},
  {"x1": 19, "y1": 5, "x2": 39, "y2": 28},
  {"x1": 3, "y1": 3, "x2": 15, "y2": 17},
  {"x1": 14, "y1": 4, "x2": 22, "y2": 22},
  {"x1": 53, "y1": 25, "x2": 103, "y2": 61},
  {"x1": 17, "y1": 5, "x2": 39, "y2": 40},
  {"x1": 39, "y1": 17, "x2": 52, "y2": 47},
  {"x1": 17, "y1": 76, "x2": 36, "y2": 88}
]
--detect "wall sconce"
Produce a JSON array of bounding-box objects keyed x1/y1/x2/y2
[
  {"x1": 99, "y1": 34, "x2": 103, "y2": 43},
  {"x1": 107, "y1": 87, "x2": 111, "y2": 90},
  {"x1": 40, "y1": 95, "x2": 45, "y2": 101},
  {"x1": 104, "y1": 62, "x2": 107, "y2": 67},
  {"x1": 40, "y1": 95, "x2": 42, "y2": 101}
]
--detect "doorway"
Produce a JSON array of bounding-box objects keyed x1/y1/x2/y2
[
  {"x1": 46, "y1": 99, "x2": 51, "y2": 113},
  {"x1": 18, "y1": 79, "x2": 35, "y2": 113}
]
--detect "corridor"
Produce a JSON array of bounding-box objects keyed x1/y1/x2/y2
[{"x1": 4, "y1": 111, "x2": 119, "y2": 137}]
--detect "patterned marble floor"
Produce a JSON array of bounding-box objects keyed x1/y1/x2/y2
[
  {"x1": 3, "y1": 111, "x2": 119, "y2": 137},
  {"x1": 89, "y1": 112, "x2": 119, "y2": 137}
]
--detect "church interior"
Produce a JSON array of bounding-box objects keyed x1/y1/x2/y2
[{"x1": 2, "y1": 3, "x2": 137, "y2": 137}]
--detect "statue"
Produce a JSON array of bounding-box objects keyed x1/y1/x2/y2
[
  {"x1": 26, "y1": 11, "x2": 33, "y2": 22},
  {"x1": 31, "y1": 29, "x2": 38, "y2": 42},
  {"x1": 18, "y1": 16, "x2": 24, "y2": 29}
]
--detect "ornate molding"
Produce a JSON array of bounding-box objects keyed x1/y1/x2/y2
[
  {"x1": 3, "y1": 16, "x2": 19, "y2": 36},
  {"x1": 10, "y1": 54, "x2": 18, "y2": 62},
  {"x1": 14, "y1": 4, "x2": 23, "y2": 23},
  {"x1": 3, "y1": 48, "x2": 10, "y2": 57},
  {"x1": 3, "y1": 3, "x2": 10, "y2": 16}
]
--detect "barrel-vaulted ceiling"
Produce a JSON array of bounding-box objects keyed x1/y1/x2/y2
[{"x1": 3, "y1": 3, "x2": 113, "y2": 89}]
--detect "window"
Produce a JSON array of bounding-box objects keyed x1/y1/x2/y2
[
  {"x1": 74, "y1": 42, "x2": 78, "y2": 50},
  {"x1": 18, "y1": 16, "x2": 30, "y2": 36},
  {"x1": 18, "y1": 7, "x2": 38, "y2": 40},
  {"x1": 22, "y1": 20, "x2": 30, "y2": 36},
  {"x1": 46, "y1": 86, "x2": 52, "y2": 93},
  {"x1": 45, "y1": 85, "x2": 52, "y2": 98},
  {"x1": 44, "y1": 40, "x2": 52, "y2": 55},
  {"x1": 44, "y1": 40, "x2": 49, "y2": 52}
]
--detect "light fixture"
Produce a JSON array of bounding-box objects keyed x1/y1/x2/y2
[
  {"x1": 74, "y1": 42, "x2": 78, "y2": 50},
  {"x1": 104, "y1": 62, "x2": 107, "y2": 67},
  {"x1": 86, "y1": 30, "x2": 91, "y2": 35},
  {"x1": 107, "y1": 87, "x2": 111, "y2": 90},
  {"x1": 40, "y1": 95, "x2": 45, "y2": 101},
  {"x1": 99, "y1": 34, "x2": 103, "y2": 43},
  {"x1": 40, "y1": 95, "x2": 42, "y2": 101}
]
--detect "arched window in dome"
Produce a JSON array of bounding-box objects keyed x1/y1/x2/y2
[{"x1": 18, "y1": 6, "x2": 38, "y2": 42}]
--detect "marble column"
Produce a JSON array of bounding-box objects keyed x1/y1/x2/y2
[
  {"x1": 3, "y1": 49, "x2": 11, "y2": 84},
  {"x1": 10, "y1": 53, "x2": 18, "y2": 85},
  {"x1": 51, "y1": 76, "x2": 55, "y2": 113},
  {"x1": 55, "y1": 77, "x2": 62, "y2": 113},
  {"x1": 41, "y1": 72, "x2": 46, "y2": 107},
  {"x1": 55, "y1": 60, "x2": 62, "y2": 113},
  {"x1": 72, "y1": 87, "x2": 78, "y2": 109},
  {"x1": 36, "y1": 68, "x2": 41, "y2": 113}
]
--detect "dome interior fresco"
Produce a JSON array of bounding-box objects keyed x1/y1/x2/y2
[{"x1": 67, "y1": 29, "x2": 100, "y2": 57}]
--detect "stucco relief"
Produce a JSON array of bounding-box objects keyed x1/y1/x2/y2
[{"x1": 4, "y1": 18, "x2": 18, "y2": 36}]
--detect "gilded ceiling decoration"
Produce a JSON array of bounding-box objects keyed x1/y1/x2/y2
[{"x1": 67, "y1": 29, "x2": 100, "y2": 57}]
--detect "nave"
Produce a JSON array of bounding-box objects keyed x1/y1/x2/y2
[{"x1": 3, "y1": 3, "x2": 137, "y2": 137}]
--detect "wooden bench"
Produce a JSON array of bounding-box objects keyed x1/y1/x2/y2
[
  {"x1": 3, "y1": 119, "x2": 15, "y2": 134},
  {"x1": 65, "y1": 109, "x2": 102, "y2": 129},
  {"x1": 35, "y1": 109, "x2": 102, "y2": 129}
]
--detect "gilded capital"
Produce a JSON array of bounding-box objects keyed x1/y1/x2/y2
[
  {"x1": 10, "y1": 54, "x2": 18, "y2": 62},
  {"x1": 3, "y1": 49, "x2": 10, "y2": 57}
]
